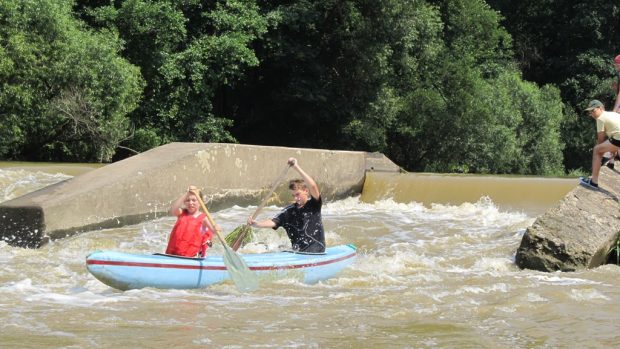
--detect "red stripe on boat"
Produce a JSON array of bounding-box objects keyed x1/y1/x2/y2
[{"x1": 86, "y1": 251, "x2": 356, "y2": 271}]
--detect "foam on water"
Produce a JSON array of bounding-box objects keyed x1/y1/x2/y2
[
  {"x1": 3, "y1": 167, "x2": 620, "y2": 347},
  {"x1": 0, "y1": 169, "x2": 71, "y2": 203},
  {"x1": 569, "y1": 288, "x2": 610, "y2": 302},
  {"x1": 0, "y1": 183, "x2": 544, "y2": 302},
  {"x1": 524, "y1": 273, "x2": 605, "y2": 286}
]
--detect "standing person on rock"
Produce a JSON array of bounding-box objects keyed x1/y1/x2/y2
[
  {"x1": 613, "y1": 54, "x2": 620, "y2": 113},
  {"x1": 580, "y1": 100, "x2": 620, "y2": 189},
  {"x1": 601, "y1": 54, "x2": 620, "y2": 169},
  {"x1": 247, "y1": 157, "x2": 326, "y2": 253}
]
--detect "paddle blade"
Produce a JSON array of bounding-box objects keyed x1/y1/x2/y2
[{"x1": 222, "y1": 245, "x2": 259, "y2": 292}]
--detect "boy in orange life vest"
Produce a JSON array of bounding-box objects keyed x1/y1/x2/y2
[{"x1": 165, "y1": 186, "x2": 217, "y2": 257}]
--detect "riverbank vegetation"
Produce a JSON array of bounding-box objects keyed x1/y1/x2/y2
[{"x1": 1, "y1": 0, "x2": 618, "y2": 175}]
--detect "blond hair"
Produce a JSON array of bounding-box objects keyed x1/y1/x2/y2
[{"x1": 187, "y1": 189, "x2": 205, "y2": 202}]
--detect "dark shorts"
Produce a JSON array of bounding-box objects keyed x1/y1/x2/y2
[{"x1": 611, "y1": 138, "x2": 620, "y2": 147}]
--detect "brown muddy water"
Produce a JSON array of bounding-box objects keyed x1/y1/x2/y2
[{"x1": 1, "y1": 163, "x2": 618, "y2": 348}]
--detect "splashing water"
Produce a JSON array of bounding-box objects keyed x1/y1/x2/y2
[
  {"x1": 1, "y1": 167, "x2": 620, "y2": 348},
  {"x1": 0, "y1": 169, "x2": 71, "y2": 203}
]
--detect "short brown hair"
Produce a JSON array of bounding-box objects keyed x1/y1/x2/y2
[{"x1": 289, "y1": 179, "x2": 307, "y2": 191}]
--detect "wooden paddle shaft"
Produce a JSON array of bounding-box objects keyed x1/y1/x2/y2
[
  {"x1": 193, "y1": 190, "x2": 228, "y2": 246},
  {"x1": 250, "y1": 164, "x2": 291, "y2": 220},
  {"x1": 231, "y1": 164, "x2": 291, "y2": 251},
  {"x1": 192, "y1": 189, "x2": 260, "y2": 292}
]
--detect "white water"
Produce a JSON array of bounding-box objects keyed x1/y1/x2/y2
[{"x1": 1, "y1": 167, "x2": 619, "y2": 348}]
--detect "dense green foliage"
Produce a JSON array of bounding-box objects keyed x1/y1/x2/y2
[
  {"x1": 486, "y1": 0, "x2": 620, "y2": 171},
  {"x1": 1, "y1": 0, "x2": 618, "y2": 175},
  {"x1": 0, "y1": 0, "x2": 142, "y2": 162},
  {"x1": 83, "y1": 0, "x2": 269, "y2": 153}
]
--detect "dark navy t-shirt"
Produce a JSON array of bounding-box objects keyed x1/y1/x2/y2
[{"x1": 272, "y1": 196, "x2": 326, "y2": 253}]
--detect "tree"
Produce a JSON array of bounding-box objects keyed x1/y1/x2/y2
[
  {"x1": 486, "y1": 0, "x2": 620, "y2": 172},
  {"x1": 345, "y1": 0, "x2": 565, "y2": 174},
  {"x1": 0, "y1": 0, "x2": 143, "y2": 162},
  {"x1": 82, "y1": 0, "x2": 269, "y2": 152}
]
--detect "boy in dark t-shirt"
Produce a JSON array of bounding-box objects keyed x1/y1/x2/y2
[{"x1": 247, "y1": 157, "x2": 326, "y2": 253}]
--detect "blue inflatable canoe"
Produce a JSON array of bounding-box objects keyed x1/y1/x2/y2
[{"x1": 86, "y1": 244, "x2": 357, "y2": 291}]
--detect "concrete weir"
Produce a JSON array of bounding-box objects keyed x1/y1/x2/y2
[
  {"x1": 515, "y1": 168, "x2": 620, "y2": 272},
  {"x1": 0, "y1": 143, "x2": 400, "y2": 248}
]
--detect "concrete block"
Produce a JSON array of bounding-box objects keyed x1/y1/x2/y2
[{"x1": 0, "y1": 143, "x2": 398, "y2": 247}]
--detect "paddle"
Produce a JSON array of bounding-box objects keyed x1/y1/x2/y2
[
  {"x1": 193, "y1": 191, "x2": 259, "y2": 292},
  {"x1": 229, "y1": 164, "x2": 291, "y2": 251}
]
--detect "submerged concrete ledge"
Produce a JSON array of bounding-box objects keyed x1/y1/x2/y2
[
  {"x1": 361, "y1": 172, "x2": 575, "y2": 216},
  {"x1": 515, "y1": 168, "x2": 620, "y2": 272},
  {"x1": 0, "y1": 143, "x2": 399, "y2": 248}
]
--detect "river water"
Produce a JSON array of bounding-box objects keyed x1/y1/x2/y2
[{"x1": 1, "y1": 165, "x2": 619, "y2": 348}]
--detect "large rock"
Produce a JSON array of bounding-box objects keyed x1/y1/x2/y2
[
  {"x1": 515, "y1": 168, "x2": 620, "y2": 271},
  {"x1": 0, "y1": 143, "x2": 400, "y2": 248}
]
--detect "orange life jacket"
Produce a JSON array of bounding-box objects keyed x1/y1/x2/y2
[{"x1": 165, "y1": 211, "x2": 212, "y2": 257}]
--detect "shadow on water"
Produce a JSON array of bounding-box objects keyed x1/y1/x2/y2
[{"x1": 361, "y1": 172, "x2": 576, "y2": 216}]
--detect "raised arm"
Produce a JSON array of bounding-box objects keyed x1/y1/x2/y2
[
  {"x1": 169, "y1": 185, "x2": 199, "y2": 216},
  {"x1": 169, "y1": 192, "x2": 188, "y2": 216},
  {"x1": 288, "y1": 157, "x2": 320, "y2": 199}
]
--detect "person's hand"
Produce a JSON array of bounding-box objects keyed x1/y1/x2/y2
[
  {"x1": 287, "y1": 157, "x2": 297, "y2": 167},
  {"x1": 247, "y1": 217, "x2": 255, "y2": 226},
  {"x1": 187, "y1": 186, "x2": 200, "y2": 197}
]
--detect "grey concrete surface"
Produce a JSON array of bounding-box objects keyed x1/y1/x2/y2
[
  {"x1": 515, "y1": 167, "x2": 620, "y2": 271},
  {"x1": 0, "y1": 143, "x2": 400, "y2": 247}
]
